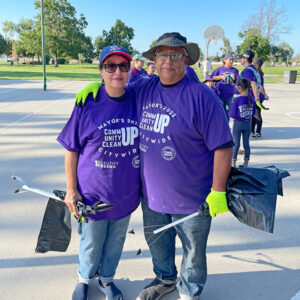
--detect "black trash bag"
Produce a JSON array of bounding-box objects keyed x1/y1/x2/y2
[
  {"x1": 35, "y1": 190, "x2": 71, "y2": 253},
  {"x1": 226, "y1": 166, "x2": 290, "y2": 233}
]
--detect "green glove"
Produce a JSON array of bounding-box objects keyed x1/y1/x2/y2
[
  {"x1": 256, "y1": 100, "x2": 269, "y2": 110},
  {"x1": 75, "y1": 81, "x2": 101, "y2": 106},
  {"x1": 205, "y1": 188, "x2": 228, "y2": 218}
]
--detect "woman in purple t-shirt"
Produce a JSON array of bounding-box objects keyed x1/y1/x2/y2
[
  {"x1": 57, "y1": 46, "x2": 140, "y2": 300},
  {"x1": 229, "y1": 78, "x2": 256, "y2": 167}
]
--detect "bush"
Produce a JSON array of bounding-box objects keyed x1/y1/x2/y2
[
  {"x1": 57, "y1": 58, "x2": 69, "y2": 65},
  {"x1": 85, "y1": 58, "x2": 93, "y2": 64}
]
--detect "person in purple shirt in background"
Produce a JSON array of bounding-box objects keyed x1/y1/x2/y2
[
  {"x1": 229, "y1": 78, "x2": 256, "y2": 167},
  {"x1": 75, "y1": 32, "x2": 233, "y2": 300},
  {"x1": 212, "y1": 53, "x2": 239, "y2": 120},
  {"x1": 147, "y1": 61, "x2": 158, "y2": 77},
  {"x1": 128, "y1": 54, "x2": 148, "y2": 83},
  {"x1": 251, "y1": 58, "x2": 270, "y2": 138},
  {"x1": 58, "y1": 45, "x2": 140, "y2": 300},
  {"x1": 203, "y1": 75, "x2": 219, "y2": 96},
  {"x1": 186, "y1": 65, "x2": 199, "y2": 81}
]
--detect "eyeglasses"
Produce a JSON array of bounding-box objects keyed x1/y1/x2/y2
[
  {"x1": 155, "y1": 52, "x2": 187, "y2": 61},
  {"x1": 102, "y1": 62, "x2": 130, "y2": 73}
]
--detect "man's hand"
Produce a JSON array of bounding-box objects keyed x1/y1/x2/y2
[
  {"x1": 75, "y1": 81, "x2": 101, "y2": 106},
  {"x1": 205, "y1": 188, "x2": 228, "y2": 218},
  {"x1": 65, "y1": 189, "x2": 82, "y2": 218}
]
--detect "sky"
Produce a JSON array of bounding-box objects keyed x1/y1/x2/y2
[{"x1": 1, "y1": 0, "x2": 300, "y2": 57}]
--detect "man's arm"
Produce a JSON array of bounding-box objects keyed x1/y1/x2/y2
[
  {"x1": 205, "y1": 147, "x2": 233, "y2": 217},
  {"x1": 65, "y1": 150, "x2": 82, "y2": 218},
  {"x1": 212, "y1": 147, "x2": 233, "y2": 191},
  {"x1": 250, "y1": 81, "x2": 259, "y2": 100}
]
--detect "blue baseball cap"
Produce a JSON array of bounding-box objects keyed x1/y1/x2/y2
[
  {"x1": 99, "y1": 45, "x2": 132, "y2": 64},
  {"x1": 224, "y1": 54, "x2": 234, "y2": 60}
]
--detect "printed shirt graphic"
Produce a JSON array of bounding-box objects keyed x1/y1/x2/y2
[
  {"x1": 229, "y1": 95, "x2": 256, "y2": 122},
  {"x1": 128, "y1": 67, "x2": 149, "y2": 83},
  {"x1": 211, "y1": 65, "x2": 239, "y2": 100},
  {"x1": 57, "y1": 87, "x2": 140, "y2": 220},
  {"x1": 128, "y1": 75, "x2": 233, "y2": 215}
]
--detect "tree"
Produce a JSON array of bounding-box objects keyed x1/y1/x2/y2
[
  {"x1": 220, "y1": 37, "x2": 232, "y2": 57},
  {"x1": 2, "y1": 21, "x2": 17, "y2": 39},
  {"x1": 94, "y1": 19, "x2": 134, "y2": 54},
  {"x1": 270, "y1": 42, "x2": 294, "y2": 65},
  {"x1": 149, "y1": 40, "x2": 157, "y2": 48},
  {"x1": 15, "y1": 18, "x2": 41, "y2": 60},
  {"x1": 2, "y1": 21, "x2": 17, "y2": 58},
  {"x1": 34, "y1": 0, "x2": 90, "y2": 66},
  {"x1": 241, "y1": 0, "x2": 292, "y2": 42},
  {"x1": 239, "y1": 34, "x2": 271, "y2": 61},
  {"x1": 0, "y1": 33, "x2": 7, "y2": 55}
]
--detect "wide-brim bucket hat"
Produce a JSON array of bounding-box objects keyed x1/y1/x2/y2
[{"x1": 142, "y1": 32, "x2": 200, "y2": 66}]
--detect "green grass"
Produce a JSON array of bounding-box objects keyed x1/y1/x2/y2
[
  {"x1": 0, "y1": 63, "x2": 101, "y2": 81},
  {"x1": 0, "y1": 63, "x2": 299, "y2": 83}
]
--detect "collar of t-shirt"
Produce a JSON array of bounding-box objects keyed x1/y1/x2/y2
[
  {"x1": 107, "y1": 91, "x2": 128, "y2": 103},
  {"x1": 160, "y1": 76, "x2": 185, "y2": 88}
]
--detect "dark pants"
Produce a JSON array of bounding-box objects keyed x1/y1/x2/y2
[
  {"x1": 233, "y1": 120, "x2": 251, "y2": 160},
  {"x1": 252, "y1": 106, "x2": 262, "y2": 134},
  {"x1": 141, "y1": 199, "x2": 211, "y2": 298}
]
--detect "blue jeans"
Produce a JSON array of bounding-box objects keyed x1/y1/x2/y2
[
  {"x1": 141, "y1": 200, "x2": 211, "y2": 298},
  {"x1": 78, "y1": 216, "x2": 130, "y2": 284},
  {"x1": 233, "y1": 120, "x2": 251, "y2": 160},
  {"x1": 220, "y1": 97, "x2": 234, "y2": 121}
]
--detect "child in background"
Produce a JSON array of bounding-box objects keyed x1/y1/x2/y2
[
  {"x1": 229, "y1": 78, "x2": 256, "y2": 167},
  {"x1": 203, "y1": 75, "x2": 219, "y2": 97}
]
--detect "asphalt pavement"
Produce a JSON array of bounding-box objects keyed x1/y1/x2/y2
[{"x1": 0, "y1": 79, "x2": 299, "y2": 300}]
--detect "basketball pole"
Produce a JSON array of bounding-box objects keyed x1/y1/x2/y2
[
  {"x1": 204, "y1": 39, "x2": 211, "y2": 60},
  {"x1": 41, "y1": 0, "x2": 47, "y2": 91}
]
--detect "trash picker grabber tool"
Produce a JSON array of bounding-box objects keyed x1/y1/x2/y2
[
  {"x1": 153, "y1": 202, "x2": 210, "y2": 235},
  {"x1": 12, "y1": 175, "x2": 114, "y2": 222},
  {"x1": 12, "y1": 175, "x2": 64, "y2": 202}
]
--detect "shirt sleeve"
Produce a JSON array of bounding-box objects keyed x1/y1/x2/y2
[
  {"x1": 211, "y1": 67, "x2": 219, "y2": 76},
  {"x1": 242, "y1": 68, "x2": 255, "y2": 82},
  {"x1": 196, "y1": 85, "x2": 233, "y2": 151},
  {"x1": 57, "y1": 106, "x2": 84, "y2": 152}
]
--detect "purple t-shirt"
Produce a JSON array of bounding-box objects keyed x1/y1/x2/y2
[
  {"x1": 235, "y1": 64, "x2": 261, "y2": 97},
  {"x1": 128, "y1": 75, "x2": 233, "y2": 214},
  {"x1": 229, "y1": 95, "x2": 256, "y2": 122},
  {"x1": 128, "y1": 67, "x2": 149, "y2": 83},
  {"x1": 186, "y1": 66, "x2": 200, "y2": 81},
  {"x1": 212, "y1": 65, "x2": 239, "y2": 100},
  {"x1": 57, "y1": 87, "x2": 140, "y2": 220}
]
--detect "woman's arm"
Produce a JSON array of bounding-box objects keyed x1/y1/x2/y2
[{"x1": 65, "y1": 150, "x2": 82, "y2": 218}]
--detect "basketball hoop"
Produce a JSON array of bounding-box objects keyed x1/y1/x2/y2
[
  {"x1": 202, "y1": 25, "x2": 225, "y2": 58},
  {"x1": 211, "y1": 36, "x2": 218, "y2": 45}
]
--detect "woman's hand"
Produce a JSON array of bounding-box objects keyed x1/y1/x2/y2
[{"x1": 65, "y1": 189, "x2": 82, "y2": 218}]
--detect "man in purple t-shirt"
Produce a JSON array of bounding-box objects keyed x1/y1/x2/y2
[
  {"x1": 76, "y1": 32, "x2": 233, "y2": 300},
  {"x1": 212, "y1": 53, "x2": 239, "y2": 120},
  {"x1": 128, "y1": 54, "x2": 149, "y2": 83},
  {"x1": 136, "y1": 32, "x2": 233, "y2": 300}
]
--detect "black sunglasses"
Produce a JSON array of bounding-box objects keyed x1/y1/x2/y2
[{"x1": 102, "y1": 62, "x2": 130, "y2": 73}]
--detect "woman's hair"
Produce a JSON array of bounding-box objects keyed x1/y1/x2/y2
[
  {"x1": 253, "y1": 57, "x2": 264, "y2": 76},
  {"x1": 237, "y1": 78, "x2": 251, "y2": 108}
]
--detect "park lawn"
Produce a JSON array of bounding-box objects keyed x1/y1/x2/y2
[
  {"x1": 0, "y1": 63, "x2": 101, "y2": 81},
  {"x1": 0, "y1": 63, "x2": 299, "y2": 84}
]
